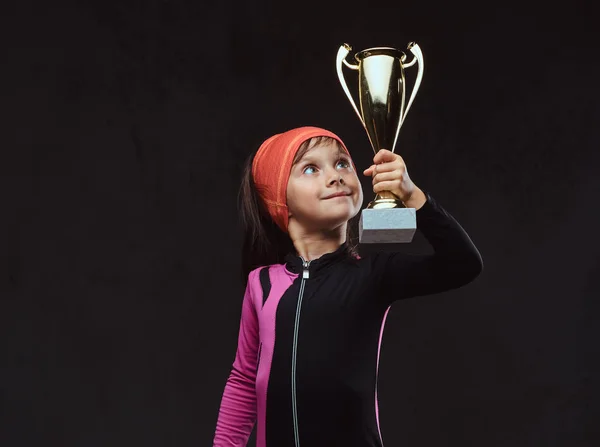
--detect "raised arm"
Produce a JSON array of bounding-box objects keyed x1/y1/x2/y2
[{"x1": 377, "y1": 191, "x2": 483, "y2": 303}]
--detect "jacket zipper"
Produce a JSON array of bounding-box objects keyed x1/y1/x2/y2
[{"x1": 291, "y1": 257, "x2": 310, "y2": 447}]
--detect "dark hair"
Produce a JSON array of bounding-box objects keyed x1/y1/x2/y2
[{"x1": 238, "y1": 136, "x2": 359, "y2": 282}]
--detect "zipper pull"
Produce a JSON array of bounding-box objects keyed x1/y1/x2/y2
[{"x1": 302, "y1": 260, "x2": 310, "y2": 279}]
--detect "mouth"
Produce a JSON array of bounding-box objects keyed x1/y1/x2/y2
[{"x1": 323, "y1": 191, "x2": 352, "y2": 200}]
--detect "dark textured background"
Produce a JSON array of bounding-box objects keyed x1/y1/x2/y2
[{"x1": 2, "y1": 0, "x2": 599, "y2": 445}]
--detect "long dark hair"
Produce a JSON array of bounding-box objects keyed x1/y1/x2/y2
[{"x1": 238, "y1": 136, "x2": 359, "y2": 282}]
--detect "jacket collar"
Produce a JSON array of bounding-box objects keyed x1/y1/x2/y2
[{"x1": 284, "y1": 241, "x2": 355, "y2": 277}]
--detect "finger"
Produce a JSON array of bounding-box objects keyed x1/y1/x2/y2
[
  {"x1": 372, "y1": 170, "x2": 404, "y2": 185},
  {"x1": 373, "y1": 179, "x2": 402, "y2": 194},
  {"x1": 373, "y1": 149, "x2": 398, "y2": 164},
  {"x1": 372, "y1": 160, "x2": 405, "y2": 174},
  {"x1": 363, "y1": 164, "x2": 376, "y2": 176},
  {"x1": 374, "y1": 152, "x2": 405, "y2": 167}
]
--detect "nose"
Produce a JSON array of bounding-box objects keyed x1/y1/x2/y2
[{"x1": 328, "y1": 171, "x2": 345, "y2": 186}]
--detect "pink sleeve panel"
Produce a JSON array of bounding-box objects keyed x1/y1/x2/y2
[{"x1": 213, "y1": 269, "x2": 262, "y2": 446}]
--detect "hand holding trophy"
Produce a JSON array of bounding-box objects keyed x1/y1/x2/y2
[{"x1": 336, "y1": 42, "x2": 424, "y2": 243}]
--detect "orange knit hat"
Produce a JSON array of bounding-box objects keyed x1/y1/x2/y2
[{"x1": 251, "y1": 126, "x2": 354, "y2": 233}]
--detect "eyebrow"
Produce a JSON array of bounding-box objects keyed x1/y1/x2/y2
[
  {"x1": 297, "y1": 151, "x2": 350, "y2": 165},
  {"x1": 296, "y1": 154, "x2": 317, "y2": 164}
]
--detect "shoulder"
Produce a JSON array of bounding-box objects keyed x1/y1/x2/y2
[
  {"x1": 247, "y1": 265, "x2": 273, "y2": 286},
  {"x1": 349, "y1": 249, "x2": 390, "y2": 265},
  {"x1": 247, "y1": 263, "x2": 287, "y2": 288},
  {"x1": 350, "y1": 250, "x2": 412, "y2": 276},
  {"x1": 245, "y1": 267, "x2": 267, "y2": 301},
  {"x1": 248, "y1": 265, "x2": 267, "y2": 278},
  {"x1": 339, "y1": 250, "x2": 392, "y2": 276},
  {"x1": 248, "y1": 262, "x2": 286, "y2": 277}
]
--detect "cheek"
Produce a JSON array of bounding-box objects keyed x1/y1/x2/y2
[
  {"x1": 349, "y1": 173, "x2": 363, "y2": 206},
  {"x1": 286, "y1": 182, "x2": 316, "y2": 213},
  {"x1": 285, "y1": 184, "x2": 297, "y2": 211},
  {"x1": 346, "y1": 172, "x2": 361, "y2": 188},
  {"x1": 356, "y1": 189, "x2": 364, "y2": 209}
]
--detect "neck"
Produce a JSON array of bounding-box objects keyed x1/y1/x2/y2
[{"x1": 287, "y1": 222, "x2": 347, "y2": 262}]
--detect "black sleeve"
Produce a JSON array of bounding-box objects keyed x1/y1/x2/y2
[{"x1": 375, "y1": 191, "x2": 484, "y2": 304}]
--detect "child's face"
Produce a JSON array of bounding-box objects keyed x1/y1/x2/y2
[{"x1": 286, "y1": 140, "x2": 363, "y2": 232}]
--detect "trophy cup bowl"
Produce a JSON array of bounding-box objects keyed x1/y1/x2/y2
[{"x1": 336, "y1": 42, "x2": 424, "y2": 243}]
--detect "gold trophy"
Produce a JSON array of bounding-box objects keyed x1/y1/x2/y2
[{"x1": 336, "y1": 42, "x2": 424, "y2": 243}]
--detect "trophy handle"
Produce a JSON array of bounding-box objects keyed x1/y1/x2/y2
[
  {"x1": 401, "y1": 42, "x2": 424, "y2": 125},
  {"x1": 336, "y1": 43, "x2": 365, "y2": 129}
]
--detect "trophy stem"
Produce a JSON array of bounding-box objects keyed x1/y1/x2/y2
[{"x1": 366, "y1": 190, "x2": 405, "y2": 209}]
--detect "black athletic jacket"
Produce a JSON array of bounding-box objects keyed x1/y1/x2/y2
[{"x1": 214, "y1": 192, "x2": 483, "y2": 446}]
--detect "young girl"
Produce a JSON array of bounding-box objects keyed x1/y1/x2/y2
[{"x1": 213, "y1": 126, "x2": 483, "y2": 447}]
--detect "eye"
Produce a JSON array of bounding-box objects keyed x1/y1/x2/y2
[
  {"x1": 303, "y1": 164, "x2": 318, "y2": 174},
  {"x1": 336, "y1": 159, "x2": 351, "y2": 169}
]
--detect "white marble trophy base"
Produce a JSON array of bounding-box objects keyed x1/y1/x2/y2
[{"x1": 358, "y1": 207, "x2": 417, "y2": 244}]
